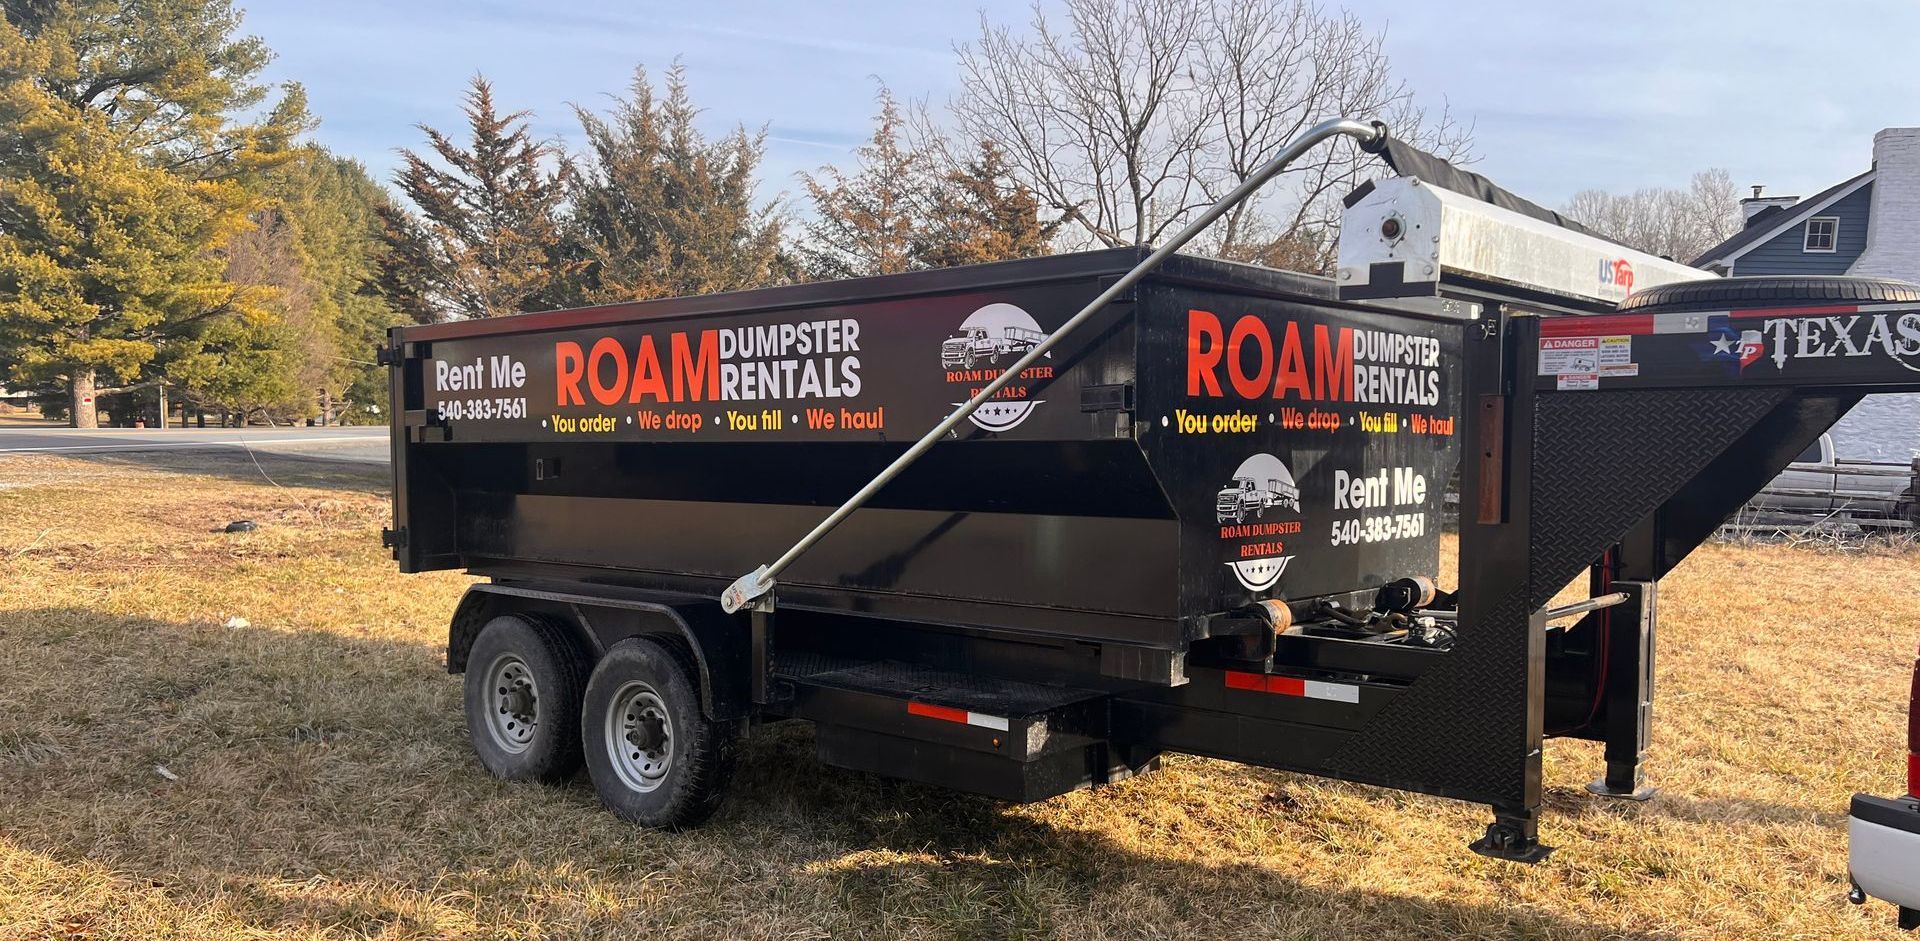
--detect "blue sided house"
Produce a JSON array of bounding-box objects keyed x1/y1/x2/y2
[{"x1": 1694, "y1": 127, "x2": 1919, "y2": 282}]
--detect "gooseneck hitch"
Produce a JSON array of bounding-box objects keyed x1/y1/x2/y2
[{"x1": 720, "y1": 116, "x2": 1390, "y2": 614}]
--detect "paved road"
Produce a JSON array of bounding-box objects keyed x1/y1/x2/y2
[{"x1": 0, "y1": 426, "x2": 389, "y2": 463}]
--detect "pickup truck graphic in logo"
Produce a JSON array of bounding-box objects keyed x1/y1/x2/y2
[
  {"x1": 941, "y1": 322, "x2": 1044, "y2": 369},
  {"x1": 1216, "y1": 456, "x2": 1302, "y2": 523},
  {"x1": 944, "y1": 303, "x2": 1052, "y2": 432},
  {"x1": 1216, "y1": 452, "x2": 1302, "y2": 592}
]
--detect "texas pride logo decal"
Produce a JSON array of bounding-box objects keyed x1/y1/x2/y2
[
  {"x1": 1737, "y1": 330, "x2": 1765, "y2": 370},
  {"x1": 1693, "y1": 315, "x2": 1765, "y2": 374}
]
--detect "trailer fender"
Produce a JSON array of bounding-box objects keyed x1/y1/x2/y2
[{"x1": 445, "y1": 583, "x2": 749, "y2": 721}]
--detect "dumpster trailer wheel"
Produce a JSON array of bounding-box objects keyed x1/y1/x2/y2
[
  {"x1": 581, "y1": 637, "x2": 738, "y2": 829},
  {"x1": 462, "y1": 614, "x2": 587, "y2": 783}
]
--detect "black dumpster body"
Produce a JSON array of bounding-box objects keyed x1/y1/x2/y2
[{"x1": 390, "y1": 248, "x2": 1460, "y2": 659}]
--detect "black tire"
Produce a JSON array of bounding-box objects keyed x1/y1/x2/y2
[
  {"x1": 463, "y1": 614, "x2": 588, "y2": 783},
  {"x1": 581, "y1": 638, "x2": 737, "y2": 829},
  {"x1": 1619, "y1": 275, "x2": 1920, "y2": 313}
]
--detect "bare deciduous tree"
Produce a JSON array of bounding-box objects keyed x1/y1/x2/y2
[
  {"x1": 949, "y1": 0, "x2": 1472, "y2": 270},
  {"x1": 1562, "y1": 168, "x2": 1742, "y2": 263}
]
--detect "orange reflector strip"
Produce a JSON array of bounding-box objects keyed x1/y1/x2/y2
[
  {"x1": 907, "y1": 701, "x2": 969, "y2": 724},
  {"x1": 1224, "y1": 671, "x2": 1265, "y2": 691},
  {"x1": 1223, "y1": 671, "x2": 1360, "y2": 703},
  {"x1": 905, "y1": 701, "x2": 1011, "y2": 731}
]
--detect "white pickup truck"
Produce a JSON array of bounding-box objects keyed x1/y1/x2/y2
[
  {"x1": 1848, "y1": 641, "x2": 1920, "y2": 931},
  {"x1": 1747, "y1": 433, "x2": 1917, "y2": 524}
]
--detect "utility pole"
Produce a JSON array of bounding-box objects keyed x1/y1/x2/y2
[{"x1": 156, "y1": 380, "x2": 167, "y2": 430}]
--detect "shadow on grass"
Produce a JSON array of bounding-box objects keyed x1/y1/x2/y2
[
  {"x1": 0, "y1": 604, "x2": 1686, "y2": 939},
  {"x1": 41, "y1": 443, "x2": 390, "y2": 494},
  {"x1": 1553, "y1": 785, "x2": 1847, "y2": 829}
]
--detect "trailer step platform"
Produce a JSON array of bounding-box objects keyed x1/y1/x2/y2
[{"x1": 773, "y1": 653, "x2": 1154, "y2": 802}]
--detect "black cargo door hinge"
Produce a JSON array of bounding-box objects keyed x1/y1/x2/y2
[{"x1": 381, "y1": 527, "x2": 408, "y2": 549}]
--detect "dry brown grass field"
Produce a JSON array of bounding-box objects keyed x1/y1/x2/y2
[{"x1": 0, "y1": 449, "x2": 1914, "y2": 940}]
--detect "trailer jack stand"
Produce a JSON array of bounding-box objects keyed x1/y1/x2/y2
[
  {"x1": 1585, "y1": 762, "x2": 1657, "y2": 801},
  {"x1": 1468, "y1": 808, "x2": 1554, "y2": 863}
]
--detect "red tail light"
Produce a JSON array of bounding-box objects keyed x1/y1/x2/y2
[{"x1": 1908, "y1": 642, "x2": 1919, "y2": 798}]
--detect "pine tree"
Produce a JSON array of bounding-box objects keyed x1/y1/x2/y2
[
  {"x1": 0, "y1": 116, "x2": 266, "y2": 426},
  {"x1": 3, "y1": 0, "x2": 307, "y2": 178},
  {"x1": 166, "y1": 211, "x2": 316, "y2": 420},
  {"x1": 566, "y1": 64, "x2": 784, "y2": 303},
  {"x1": 0, "y1": 0, "x2": 306, "y2": 427},
  {"x1": 1211, "y1": 220, "x2": 1328, "y2": 274},
  {"x1": 389, "y1": 76, "x2": 572, "y2": 320},
  {"x1": 913, "y1": 139, "x2": 1059, "y2": 269},
  {"x1": 797, "y1": 87, "x2": 928, "y2": 280},
  {"x1": 373, "y1": 202, "x2": 440, "y2": 325},
  {"x1": 251, "y1": 147, "x2": 402, "y2": 421}
]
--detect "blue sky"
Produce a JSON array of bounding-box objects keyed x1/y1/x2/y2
[{"x1": 246, "y1": 0, "x2": 1920, "y2": 211}]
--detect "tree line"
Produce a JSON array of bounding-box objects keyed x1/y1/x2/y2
[
  {"x1": 1, "y1": 0, "x2": 1479, "y2": 428},
  {"x1": 1561, "y1": 169, "x2": 1743, "y2": 265}
]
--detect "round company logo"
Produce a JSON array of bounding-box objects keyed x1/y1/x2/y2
[
  {"x1": 942, "y1": 302, "x2": 1051, "y2": 432},
  {"x1": 1216, "y1": 452, "x2": 1302, "y2": 592}
]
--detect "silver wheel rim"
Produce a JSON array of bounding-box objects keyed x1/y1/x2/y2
[
  {"x1": 482, "y1": 653, "x2": 540, "y2": 754},
  {"x1": 605, "y1": 680, "x2": 673, "y2": 793}
]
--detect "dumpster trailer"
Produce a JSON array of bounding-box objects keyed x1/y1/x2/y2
[{"x1": 384, "y1": 119, "x2": 1920, "y2": 861}]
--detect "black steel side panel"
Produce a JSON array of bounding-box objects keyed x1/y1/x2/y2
[
  {"x1": 1133, "y1": 280, "x2": 1462, "y2": 614},
  {"x1": 1525, "y1": 387, "x2": 1788, "y2": 608},
  {"x1": 457, "y1": 493, "x2": 1180, "y2": 621},
  {"x1": 1646, "y1": 392, "x2": 1863, "y2": 574},
  {"x1": 1321, "y1": 585, "x2": 1536, "y2": 800}
]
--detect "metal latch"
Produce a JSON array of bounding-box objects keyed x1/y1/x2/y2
[
  {"x1": 403, "y1": 408, "x2": 452, "y2": 443},
  {"x1": 1080, "y1": 382, "x2": 1135, "y2": 413},
  {"x1": 376, "y1": 339, "x2": 430, "y2": 367}
]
